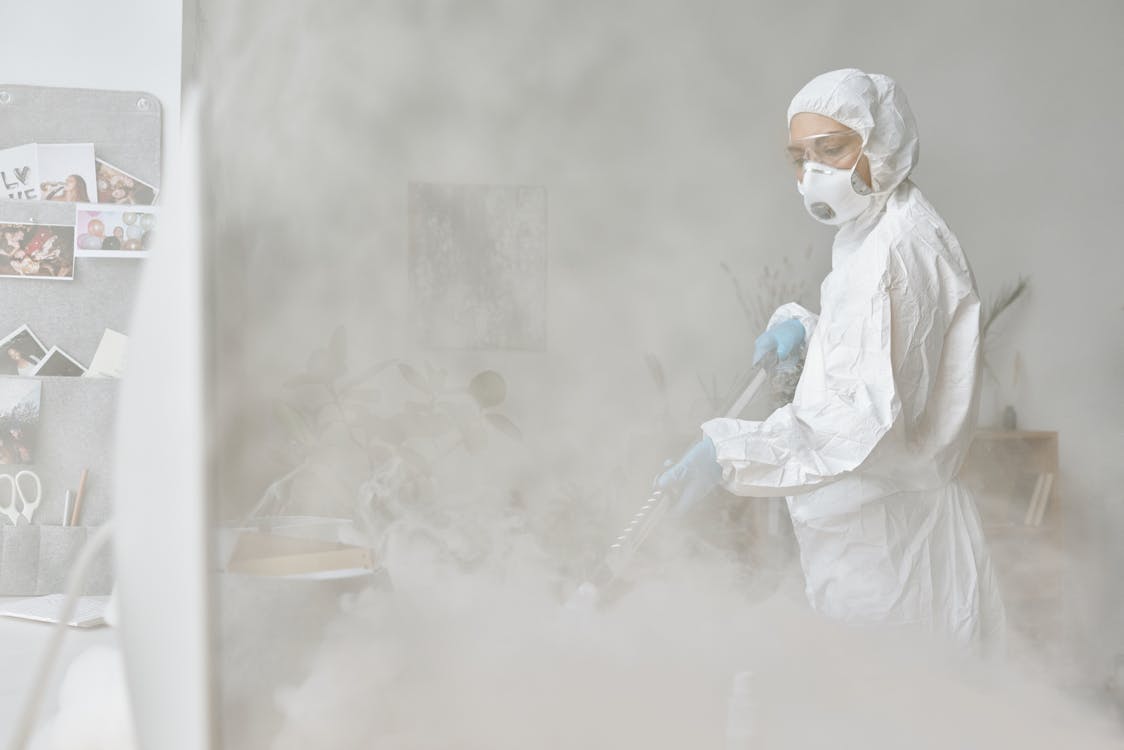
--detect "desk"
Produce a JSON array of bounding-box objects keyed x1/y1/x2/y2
[{"x1": 0, "y1": 597, "x2": 117, "y2": 734}]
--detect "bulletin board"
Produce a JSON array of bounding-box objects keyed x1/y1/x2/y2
[{"x1": 0, "y1": 84, "x2": 161, "y2": 592}]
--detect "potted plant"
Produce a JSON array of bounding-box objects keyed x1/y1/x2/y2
[{"x1": 225, "y1": 325, "x2": 522, "y2": 586}]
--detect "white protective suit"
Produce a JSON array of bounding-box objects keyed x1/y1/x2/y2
[{"x1": 702, "y1": 69, "x2": 1005, "y2": 645}]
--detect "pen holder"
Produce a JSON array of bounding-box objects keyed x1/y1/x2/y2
[{"x1": 0, "y1": 524, "x2": 113, "y2": 596}]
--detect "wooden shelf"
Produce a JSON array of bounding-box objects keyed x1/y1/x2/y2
[{"x1": 973, "y1": 430, "x2": 1058, "y2": 441}]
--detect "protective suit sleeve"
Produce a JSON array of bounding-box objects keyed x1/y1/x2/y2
[
  {"x1": 767, "y1": 302, "x2": 818, "y2": 341},
  {"x1": 701, "y1": 263, "x2": 899, "y2": 497}
]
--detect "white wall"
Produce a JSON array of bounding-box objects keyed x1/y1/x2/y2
[{"x1": 0, "y1": 0, "x2": 185, "y2": 168}]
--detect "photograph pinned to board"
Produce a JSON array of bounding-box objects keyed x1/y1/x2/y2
[
  {"x1": 0, "y1": 378, "x2": 40, "y2": 465},
  {"x1": 31, "y1": 346, "x2": 86, "y2": 377},
  {"x1": 95, "y1": 159, "x2": 158, "y2": 206},
  {"x1": 0, "y1": 144, "x2": 40, "y2": 200},
  {"x1": 0, "y1": 223, "x2": 76, "y2": 280},
  {"x1": 74, "y1": 204, "x2": 157, "y2": 258},
  {"x1": 0, "y1": 325, "x2": 47, "y2": 376},
  {"x1": 38, "y1": 143, "x2": 96, "y2": 203},
  {"x1": 84, "y1": 329, "x2": 128, "y2": 379}
]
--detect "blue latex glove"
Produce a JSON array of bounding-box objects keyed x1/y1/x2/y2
[
  {"x1": 656, "y1": 436, "x2": 723, "y2": 515},
  {"x1": 753, "y1": 317, "x2": 806, "y2": 365}
]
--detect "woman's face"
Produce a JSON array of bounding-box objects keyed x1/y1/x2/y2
[
  {"x1": 788, "y1": 112, "x2": 872, "y2": 189},
  {"x1": 7, "y1": 347, "x2": 20, "y2": 362}
]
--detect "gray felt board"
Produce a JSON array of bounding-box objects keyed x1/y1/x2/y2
[{"x1": 0, "y1": 84, "x2": 161, "y2": 536}]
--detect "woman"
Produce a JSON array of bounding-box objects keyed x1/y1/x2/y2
[
  {"x1": 102, "y1": 226, "x2": 124, "y2": 250},
  {"x1": 661, "y1": 69, "x2": 1005, "y2": 648},
  {"x1": 43, "y1": 174, "x2": 91, "y2": 202},
  {"x1": 7, "y1": 346, "x2": 39, "y2": 376}
]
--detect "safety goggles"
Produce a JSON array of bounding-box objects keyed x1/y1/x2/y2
[{"x1": 786, "y1": 129, "x2": 864, "y2": 171}]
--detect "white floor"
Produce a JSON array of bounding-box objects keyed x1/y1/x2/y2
[{"x1": 0, "y1": 597, "x2": 117, "y2": 737}]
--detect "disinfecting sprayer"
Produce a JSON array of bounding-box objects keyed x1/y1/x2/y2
[{"x1": 568, "y1": 352, "x2": 778, "y2": 607}]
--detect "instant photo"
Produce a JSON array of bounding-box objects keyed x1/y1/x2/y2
[
  {"x1": 95, "y1": 159, "x2": 158, "y2": 206},
  {"x1": 0, "y1": 144, "x2": 40, "y2": 201},
  {"x1": 0, "y1": 326, "x2": 47, "y2": 377},
  {"x1": 31, "y1": 346, "x2": 86, "y2": 377},
  {"x1": 0, "y1": 378, "x2": 40, "y2": 465},
  {"x1": 74, "y1": 204, "x2": 158, "y2": 258},
  {"x1": 0, "y1": 223, "x2": 77, "y2": 280},
  {"x1": 38, "y1": 143, "x2": 97, "y2": 203}
]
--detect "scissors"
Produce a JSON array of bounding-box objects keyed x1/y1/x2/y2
[{"x1": 0, "y1": 470, "x2": 41, "y2": 525}]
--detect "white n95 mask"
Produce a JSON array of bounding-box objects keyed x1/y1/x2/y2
[{"x1": 796, "y1": 160, "x2": 873, "y2": 225}]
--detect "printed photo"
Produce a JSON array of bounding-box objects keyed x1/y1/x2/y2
[
  {"x1": 95, "y1": 159, "x2": 158, "y2": 205},
  {"x1": 38, "y1": 143, "x2": 96, "y2": 203},
  {"x1": 31, "y1": 346, "x2": 86, "y2": 377},
  {"x1": 0, "y1": 325, "x2": 47, "y2": 376},
  {"x1": 75, "y1": 204, "x2": 158, "y2": 258},
  {"x1": 0, "y1": 144, "x2": 40, "y2": 200},
  {"x1": 0, "y1": 223, "x2": 76, "y2": 280},
  {"x1": 0, "y1": 378, "x2": 40, "y2": 465}
]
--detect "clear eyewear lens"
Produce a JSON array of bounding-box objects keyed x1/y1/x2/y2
[{"x1": 787, "y1": 130, "x2": 863, "y2": 170}]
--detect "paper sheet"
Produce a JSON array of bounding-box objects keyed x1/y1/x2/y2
[{"x1": 84, "y1": 329, "x2": 129, "y2": 379}]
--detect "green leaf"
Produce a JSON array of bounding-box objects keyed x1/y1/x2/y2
[
  {"x1": 344, "y1": 358, "x2": 396, "y2": 387},
  {"x1": 404, "y1": 400, "x2": 431, "y2": 415},
  {"x1": 342, "y1": 387, "x2": 381, "y2": 404},
  {"x1": 395, "y1": 412, "x2": 455, "y2": 439},
  {"x1": 362, "y1": 414, "x2": 405, "y2": 445},
  {"x1": 484, "y1": 413, "x2": 522, "y2": 441},
  {"x1": 396, "y1": 445, "x2": 431, "y2": 474},
  {"x1": 461, "y1": 420, "x2": 489, "y2": 454},
  {"x1": 468, "y1": 370, "x2": 507, "y2": 408},
  {"x1": 345, "y1": 403, "x2": 374, "y2": 425},
  {"x1": 432, "y1": 367, "x2": 448, "y2": 391},
  {"x1": 315, "y1": 402, "x2": 341, "y2": 429},
  {"x1": 398, "y1": 363, "x2": 431, "y2": 394},
  {"x1": 367, "y1": 443, "x2": 394, "y2": 465},
  {"x1": 982, "y1": 276, "x2": 1029, "y2": 340},
  {"x1": 644, "y1": 353, "x2": 666, "y2": 391},
  {"x1": 307, "y1": 348, "x2": 333, "y2": 381},
  {"x1": 272, "y1": 400, "x2": 314, "y2": 445}
]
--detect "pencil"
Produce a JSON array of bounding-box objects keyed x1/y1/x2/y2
[{"x1": 70, "y1": 469, "x2": 89, "y2": 526}]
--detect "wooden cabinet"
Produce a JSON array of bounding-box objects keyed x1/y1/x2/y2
[{"x1": 961, "y1": 430, "x2": 1059, "y2": 529}]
